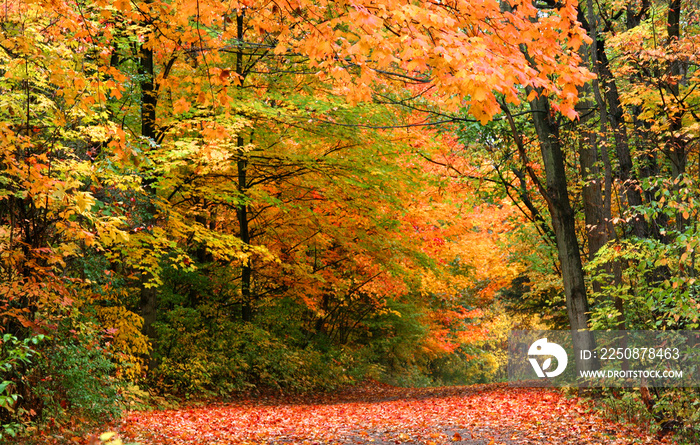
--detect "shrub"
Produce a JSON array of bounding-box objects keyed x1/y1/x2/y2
[
  {"x1": 0, "y1": 334, "x2": 44, "y2": 441},
  {"x1": 150, "y1": 310, "x2": 350, "y2": 396},
  {"x1": 33, "y1": 315, "x2": 123, "y2": 427}
]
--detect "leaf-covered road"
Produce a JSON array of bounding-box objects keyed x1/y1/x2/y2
[{"x1": 120, "y1": 383, "x2": 670, "y2": 444}]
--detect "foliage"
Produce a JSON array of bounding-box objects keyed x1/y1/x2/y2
[
  {"x1": 0, "y1": 312, "x2": 126, "y2": 440},
  {"x1": 32, "y1": 310, "x2": 124, "y2": 429},
  {"x1": 595, "y1": 388, "x2": 700, "y2": 444},
  {"x1": 150, "y1": 304, "x2": 351, "y2": 396},
  {"x1": 0, "y1": 334, "x2": 43, "y2": 440},
  {"x1": 584, "y1": 175, "x2": 700, "y2": 330},
  {"x1": 96, "y1": 306, "x2": 149, "y2": 380}
]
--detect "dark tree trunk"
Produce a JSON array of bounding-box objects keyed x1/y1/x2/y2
[
  {"x1": 578, "y1": 4, "x2": 645, "y2": 238},
  {"x1": 234, "y1": 12, "x2": 254, "y2": 322},
  {"x1": 237, "y1": 134, "x2": 253, "y2": 322},
  {"x1": 528, "y1": 92, "x2": 597, "y2": 372},
  {"x1": 578, "y1": 122, "x2": 608, "y2": 263},
  {"x1": 138, "y1": 33, "x2": 159, "y2": 368},
  {"x1": 140, "y1": 44, "x2": 156, "y2": 141},
  {"x1": 666, "y1": 0, "x2": 687, "y2": 179},
  {"x1": 579, "y1": 3, "x2": 627, "y2": 328}
]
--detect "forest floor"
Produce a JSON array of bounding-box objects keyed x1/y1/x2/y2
[{"x1": 114, "y1": 382, "x2": 676, "y2": 445}]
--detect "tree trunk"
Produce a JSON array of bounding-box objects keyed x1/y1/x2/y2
[
  {"x1": 234, "y1": 11, "x2": 254, "y2": 322},
  {"x1": 666, "y1": 0, "x2": 687, "y2": 180},
  {"x1": 528, "y1": 91, "x2": 597, "y2": 372},
  {"x1": 138, "y1": 32, "x2": 159, "y2": 368},
  {"x1": 576, "y1": 82, "x2": 608, "y2": 265},
  {"x1": 578, "y1": 4, "x2": 645, "y2": 238},
  {"x1": 579, "y1": 3, "x2": 627, "y2": 328},
  {"x1": 237, "y1": 134, "x2": 253, "y2": 322}
]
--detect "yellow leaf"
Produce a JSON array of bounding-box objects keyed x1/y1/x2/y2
[
  {"x1": 74, "y1": 192, "x2": 95, "y2": 214},
  {"x1": 99, "y1": 432, "x2": 116, "y2": 441}
]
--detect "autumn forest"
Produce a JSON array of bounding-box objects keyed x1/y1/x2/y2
[{"x1": 1, "y1": 0, "x2": 699, "y2": 442}]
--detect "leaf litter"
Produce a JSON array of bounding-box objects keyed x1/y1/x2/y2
[{"x1": 120, "y1": 382, "x2": 672, "y2": 445}]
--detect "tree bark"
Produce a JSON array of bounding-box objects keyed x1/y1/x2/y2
[
  {"x1": 665, "y1": 0, "x2": 687, "y2": 179},
  {"x1": 237, "y1": 133, "x2": 253, "y2": 322},
  {"x1": 138, "y1": 31, "x2": 159, "y2": 367},
  {"x1": 235, "y1": 11, "x2": 254, "y2": 322},
  {"x1": 578, "y1": 5, "x2": 645, "y2": 238},
  {"x1": 528, "y1": 92, "x2": 597, "y2": 371},
  {"x1": 579, "y1": 3, "x2": 627, "y2": 328}
]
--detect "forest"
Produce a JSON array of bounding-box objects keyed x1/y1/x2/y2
[{"x1": 0, "y1": 0, "x2": 699, "y2": 443}]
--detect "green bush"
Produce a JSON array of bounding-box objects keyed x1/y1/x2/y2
[
  {"x1": 0, "y1": 333, "x2": 44, "y2": 440},
  {"x1": 33, "y1": 317, "x2": 123, "y2": 427},
  {"x1": 151, "y1": 311, "x2": 351, "y2": 396},
  {"x1": 0, "y1": 308, "x2": 124, "y2": 440},
  {"x1": 591, "y1": 387, "x2": 700, "y2": 444}
]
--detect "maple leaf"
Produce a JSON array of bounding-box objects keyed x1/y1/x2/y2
[{"x1": 173, "y1": 97, "x2": 191, "y2": 114}]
